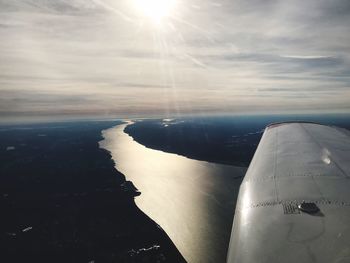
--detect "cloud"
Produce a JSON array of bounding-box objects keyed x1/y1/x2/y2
[{"x1": 0, "y1": 0, "x2": 349, "y2": 121}]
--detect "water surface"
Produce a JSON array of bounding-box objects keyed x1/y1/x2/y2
[{"x1": 100, "y1": 123, "x2": 246, "y2": 263}]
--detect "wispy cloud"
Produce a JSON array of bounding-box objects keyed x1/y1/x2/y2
[{"x1": 0, "y1": 0, "x2": 349, "y2": 121}]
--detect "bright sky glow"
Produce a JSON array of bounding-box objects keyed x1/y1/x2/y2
[
  {"x1": 133, "y1": 0, "x2": 177, "y2": 24},
  {"x1": 0, "y1": 0, "x2": 350, "y2": 122}
]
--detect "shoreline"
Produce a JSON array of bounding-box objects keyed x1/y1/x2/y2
[
  {"x1": 123, "y1": 120, "x2": 255, "y2": 167},
  {"x1": 100, "y1": 122, "x2": 247, "y2": 263},
  {"x1": 99, "y1": 122, "x2": 187, "y2": 262},
  {"x1": 0, "y1": 120, "x2": 185, "y2": 262}
]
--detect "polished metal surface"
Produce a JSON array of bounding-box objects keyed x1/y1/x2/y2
[{"x1": 227, "y1": 122, "x2": 350, "y2": 263}]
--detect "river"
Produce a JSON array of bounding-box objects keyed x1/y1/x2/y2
[{"x1": 99, "y1": 123, "x2": 247, "y2": 263}]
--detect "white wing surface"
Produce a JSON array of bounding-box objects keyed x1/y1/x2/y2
[{"x1": 227, "y1": 122, "x2": 350, "y2": 263}]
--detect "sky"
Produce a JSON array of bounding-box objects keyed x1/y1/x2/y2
[{"x1": 0, "y1": 0, "x2": 350, "y2": 121}]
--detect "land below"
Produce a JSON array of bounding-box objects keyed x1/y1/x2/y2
[
  {"x1": 125, "y1": 114, "x2": 350, "y2": 166},
  {"x1": 0, "y1": 121, "x2": 185, "y2": 263}
]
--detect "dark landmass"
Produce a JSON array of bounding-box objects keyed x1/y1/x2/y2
[
  {"x1": 125, "y1": 114, "x2": 350, "y2": 167},
  {"x1": 0, "y1": 121, "x2": 185, "y2": 263}
]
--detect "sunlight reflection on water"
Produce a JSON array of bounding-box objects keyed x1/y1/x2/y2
[{"x1": 100, "y1": 123, "x2": 247, "y2": 263}]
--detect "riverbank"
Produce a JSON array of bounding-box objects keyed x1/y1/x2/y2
[
  {"x1": 0, "y1": 120, "x2": 185, "y2": 262},
  {"x1": 100, "y1": 122, "x2": 247, "y2": 263}
]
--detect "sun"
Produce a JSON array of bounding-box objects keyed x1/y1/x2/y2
[{"x1": 133, "y1": 0, "x2": 177, "y2": 25}]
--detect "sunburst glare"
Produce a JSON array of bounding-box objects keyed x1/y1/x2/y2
[{"x1": 133, "y1": 0, "x2": 177, "y2": 25}]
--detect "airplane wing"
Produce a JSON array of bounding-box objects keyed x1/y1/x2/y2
[{"x1": 227, "y1": 122, "x2": 350, "y2": 263}]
